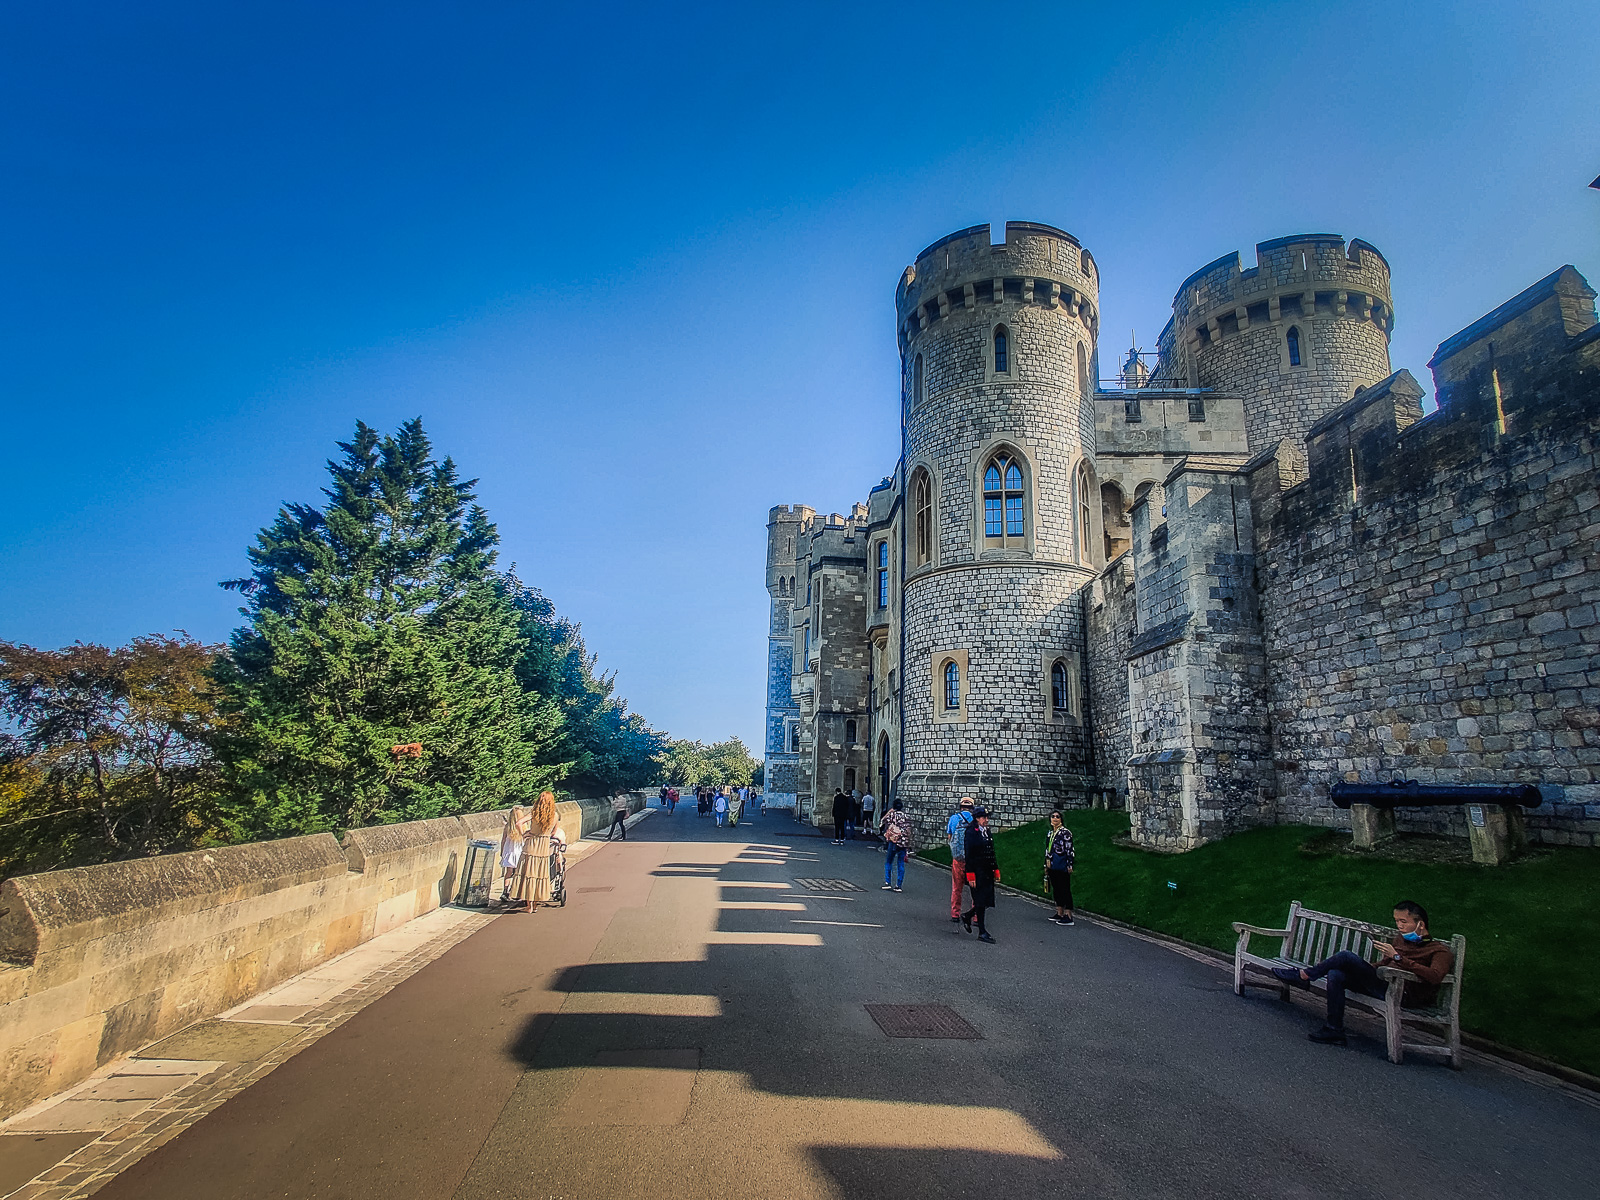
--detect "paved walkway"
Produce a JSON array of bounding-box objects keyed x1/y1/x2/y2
[{"x1": 28, "y1": 804, "x2": 1600, "y2": 1198}]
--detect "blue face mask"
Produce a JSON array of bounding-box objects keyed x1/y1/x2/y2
[{"x1": 1401, "y1": 930, "x2": 1422, "y2": 942}]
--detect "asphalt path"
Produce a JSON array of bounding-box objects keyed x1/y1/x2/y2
[{"x1": 93, "y1": 802, "x2": 1597, "y2": 1199}]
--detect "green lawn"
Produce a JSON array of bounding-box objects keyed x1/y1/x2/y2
[{"x1": 920, "y1": 811, "x2": 1600, "y2": 1075}]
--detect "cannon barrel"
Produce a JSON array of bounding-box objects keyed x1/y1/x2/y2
[{"x1": 1330, "y1": 779, "x2": 1542, "y2": 810}]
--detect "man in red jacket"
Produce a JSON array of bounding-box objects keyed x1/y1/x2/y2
[{"x1": 1273, "y1": 900, "x2": 1454, "y2": 1046}]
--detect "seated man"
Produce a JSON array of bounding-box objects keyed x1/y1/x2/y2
[{"x1": 1273, "y1": 900, "x2": 1454, "y2": 1046}]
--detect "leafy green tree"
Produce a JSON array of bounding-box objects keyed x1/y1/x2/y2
[
  {"x1": 498, "y1": 574, "x2": 666, "y2": 796},
  {"x1": 217, "y1": 420, "x2": 566, "y2": 835},
  {"x1": 655, "y1": 736, "x2": 758, "y2": 788},
  {"x1": 0, "y1": 635, "x2": 230, "y2": 876}
]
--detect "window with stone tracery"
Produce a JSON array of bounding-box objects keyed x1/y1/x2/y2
[
  {"x1": 912, "y1": 469, "x2": 933, "y2": 566},
  {"x1": 1075, "y1": 460, "x2": 1093, "y2": 564},
  {"x1": 992, "y1": 325, "x2": 1010, "y2": 375},
  {"x1": 983, "y1": 453, "x2": 1026, "y2": 547}
]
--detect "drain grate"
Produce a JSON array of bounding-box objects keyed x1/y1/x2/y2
[
  {"x1": 792, "y1": 877, "x2": 864, "y2": 892},
  {"x1": 576, "y1": 886, "x2": 615, "y2": 893},
  {"x1": 865, "y1": 1004, "x2": 982, "y2": 1040}
]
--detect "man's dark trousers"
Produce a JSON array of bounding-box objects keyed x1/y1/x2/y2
[
  {"x1": 1304, "y1": 951, "x2": 1387, "y2": 1027},
  {"x1": 609, "y1": 811, "x2": 627, "y2": 840}
]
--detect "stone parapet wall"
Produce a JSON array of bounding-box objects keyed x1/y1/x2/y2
[
  {"x1": 0, "y1": 793, "x2": 643, "y2": 1120},
  {"x1": 1254, "y1": 267, "x2": 1600, "y2": 844}
]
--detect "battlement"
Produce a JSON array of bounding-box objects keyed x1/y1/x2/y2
[
  {"x1": 896, "y1": 220, "x2": 1099, "y2": 349},
  {"x1": 1169, "y1": 234, "x2": 1394, "y2": 360},
  {"x1": 768, "y1": 504, "x2": 816, "y2": 522}
]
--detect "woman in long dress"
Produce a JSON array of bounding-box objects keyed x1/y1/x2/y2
[
  {"x1": 727, "y1": 788, "x2": 743, "y2": 828},
  {"x1": 510, "y1": 790, "x2": 558, "y2": 912},
  {"x1": 496, "y1": 805, "x2": 530, "y2": 905}
]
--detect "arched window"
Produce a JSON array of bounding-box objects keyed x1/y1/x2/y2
[
  {"x1": 913, "y1": 353, "x2": 924, "y2": 409},
  {"x1": 844, "y1": 767, "x2": 856, "y2": 792},
  {"x1": 1077, "y1": 342, "x2": 1089, "y2": 395},
  {"x1": 876, "y1": 540, "x2": 889, "y2": 608},
  {"x1": 878, "y1": 734, "x2": 890, "y2": 800},
  {"x1": 913, "y1": 470, "x2": 933, "y2": 565},
  {"x1": 1051, "y1": 660, "x2": 1069, "y2": 714},
  {"x1": 983, "y1": 453, "x2": 1026, "y2": 545},
  {"x1": 845, "y1": 719, "x2": 857, "y2": 745},
  {"x1": 993, "y1": 325, "x2": 1010, "y2": 374},
  {"x1": 789, "y1": 724, "x2": 800, "y2": 753},
  {"x1": 1287, "y1": 326, "x2": 1302, "y2": 367},
  {"x1": 1075, "y1": 461, "x2": 1093, "y2": 563},
  {"x1": 944, "y1": 660, "x2": 961, "y2": 710}
]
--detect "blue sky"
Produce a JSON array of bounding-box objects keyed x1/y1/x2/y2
[{"x1": 2, "y1": 1, "x2": 1597, "y2": 749}]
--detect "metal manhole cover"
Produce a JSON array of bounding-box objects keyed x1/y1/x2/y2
[
  {"x1": 792, "y1": 877, "x2": 864, "y2": 892},
  {"x1": 577, "y1": 887, "x2": 614, "y2": 893},
  {"x1": 865, "y1": 1004, "x2": 982, "y2": 1039}
]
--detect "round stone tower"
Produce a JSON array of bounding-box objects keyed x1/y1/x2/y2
[
  {"x1": 1154, "y1": 233, "x2": 1395, "y2": 453},
  {"x1": 893, "y1": 221, "x2": 1101, "y2": 839}
]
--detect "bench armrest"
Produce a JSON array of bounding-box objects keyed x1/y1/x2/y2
[
  {"x1": 1232, "y1": 922, "x2": 1290, "y2": 937},
  {"x1": 1376, "y1": 966, "x2": 1419, "y2": 984}
]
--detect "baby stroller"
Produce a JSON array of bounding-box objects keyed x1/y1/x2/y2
[{"x1": 549, "y1": 839, "x2": 568, "y2": 908}]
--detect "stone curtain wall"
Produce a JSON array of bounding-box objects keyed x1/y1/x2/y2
[
  {"x1": 0, "y1": 795, "x2": 640, "y2": 1119},
  {"x1": 1254, "y1": 268, "x2": 1600, "y2": 844},
  {"x1": 1086, "y1": 553, "x2": 1136, "y2": 803}
]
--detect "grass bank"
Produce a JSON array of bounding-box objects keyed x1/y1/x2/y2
[{"x1": 919, "y1": 811, "x2": 1600, "y2": 1076}]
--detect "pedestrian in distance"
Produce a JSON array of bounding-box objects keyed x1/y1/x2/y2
[
  {"x1": 961, "y1": 806, "x2": 1000, "y2": 943},
  {"x1": 849, "y1": 788, "x2": 862, "y2": 839},
  {"x1": 608, "y1": 793, "x2": 630, "y2": 840},
  {"x1": 495, "y1": 804, "x2": 531, "y2": 905},
  {"x1": 831, "y1": 788, "x2": 851, "y2": 844},
  {"x1": 880, "y1": 798, "x2": 913, "y2": 891},
  {"x1": 1272, "y1": 900, "x2": 1455, "y2": 1046},
  {"x1": 727, "y1": 787, "x2": 743, "y2": 829},
  {"x1": 946, "y1": 797, "x2": 975, "y2": 923},
  {"x1": 1043, "y1": 810, "x2": 1075, "y2": 926},
  {"x1": 860, "y1": 790, "x2": 876, "y2": 839},
  {"x1": 510, "y1": 791, "x2": 559, "y2": 912},
  {"x1": 714, "y1": 789, "x2": 729, "y2": 826}
]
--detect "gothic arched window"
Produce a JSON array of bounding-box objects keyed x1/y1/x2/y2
[
  {"x1": 913, "y1": 470, "x2": 933, "y2": 565},
  {"x1": 983, "y1": 453, "x2": 1026, "y2": 545},
  {"x1": 913, "y1": 353, "x2": 924, "y2": 409},
  {"x1": 845, "y1": 719, "x2": 857, "y2": 745},
  {"x1": 1051, "y1": 660, "x2": 1069, "y2": 714},
  {"x1": 944, "y1": 660, "x2": 961, "y2": 710},
  {"x1": 1075, "y1": 460, "x2": 1093, "y2": 563},
  {"x1": 993, "y1": 325, "x2": 1010, "y2": 374},
  {"x1": 1287, "y1": 325, "x2": 1302, "y2": 367},
  {"x1": 1077, "y1": 342, "x2": 1089, "y2": 395}
]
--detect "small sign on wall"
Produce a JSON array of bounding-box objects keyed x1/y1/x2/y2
[{"x1": 1468, "y1": 804, "x2": 1486, "y2": 828}]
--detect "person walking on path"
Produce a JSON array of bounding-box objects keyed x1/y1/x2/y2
[
  {"x1": 608, "y1": 794, "x2": 630, "y2": 840},
  {"x1": 727, "y1": 787, "x2": 744, "y2": 829},
  {"x1": 1043, "y1": 810, "x2": 1075, "y2": 926},
  {"x1": 860, "y1": 791, "x2": 876, "y2": 840},
  {"x1": 495, "y1": 804, "x2": 531, "y2": 905},
  {"x1": 510, "y1": 791, "x2": 558, "y2": 912},
  {"x1": 946, "y1": 797, "x2": 975, "y2": 922},
  {"x1": 1271, "y1": 900, "x2": 1454, "y2": 1046},
  {"x1": 961, "y1": 806, "x2": 1000, "y2": 943},
  {"x1": 880, "y1": 798, "x2": 913, "y2": 891},
  {"x1": 831, "y1": 788, "x2": 851, "y2": 844},
  {"x1": 714, "y1": 789, "x2": 729, "y2": 826}
]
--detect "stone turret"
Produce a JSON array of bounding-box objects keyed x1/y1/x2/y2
[{"x1": 1153, "y1": 234, "x2": 1395, "y2": 453}]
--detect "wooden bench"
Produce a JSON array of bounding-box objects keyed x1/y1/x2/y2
[{"x1": 1233, "y1": 900, "x2": 1467, "y2": 1067}]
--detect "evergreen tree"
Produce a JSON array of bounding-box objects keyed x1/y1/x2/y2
[
  {"x1": 497, "y1": 574, "x2": 666, "y2": 796},
  {"x1": 217, "y1": 420, "x2": 565, "y2": 835}
]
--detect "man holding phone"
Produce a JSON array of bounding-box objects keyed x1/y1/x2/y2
[{"x1": 1273, "y1": 900, "x2": 1454, "y2": 1046}]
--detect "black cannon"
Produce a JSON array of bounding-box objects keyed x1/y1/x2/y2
[
  {"x1": 1331, "y1": 778, "x2": 1540, "y2": 864},
  {"x1": 1330, "y1": 779, "x2": 1542, "y2": 809}
]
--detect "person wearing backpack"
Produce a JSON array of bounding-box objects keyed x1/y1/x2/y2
[{"x1": 880, "y1": 798, "x2": 913, "y2": 891}]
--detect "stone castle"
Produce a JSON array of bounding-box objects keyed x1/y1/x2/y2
[{"x1": 763, "y1": 221, "x2": 1600, "y2": 851}]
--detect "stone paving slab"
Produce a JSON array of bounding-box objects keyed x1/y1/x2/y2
[
  {"x1": 132, "y1": 1023, "x2": 297, "y2": 1064},
  {"x1": 0, "y1": 1138, "x2": 95, "y2": 1199}
]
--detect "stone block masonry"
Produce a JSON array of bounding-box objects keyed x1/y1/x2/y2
[{"x1": 1254, "y1": 267, "x2": 1600, "y2": 844}]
